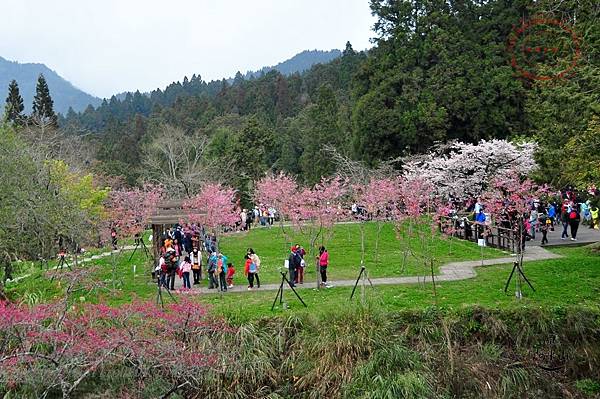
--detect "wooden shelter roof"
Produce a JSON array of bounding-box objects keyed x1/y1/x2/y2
[{"x1": 148, "y1": 199, "x2": 205, "y2": 225}]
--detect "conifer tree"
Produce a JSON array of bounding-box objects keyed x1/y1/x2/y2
[
  {"x1": 4, "y1": 80, "x2": 24, "y2": 125},
  {"x1": 32, "y1": 74, "x2": 58, "y2": 127}
]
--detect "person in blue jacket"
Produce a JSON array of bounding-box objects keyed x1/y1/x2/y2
[
  {"x1": 216, "y1": 252, "x2": 229, "y2": 292},
  {"x1": 547, "y1": 203, "x2": 556, "y2": 226}
]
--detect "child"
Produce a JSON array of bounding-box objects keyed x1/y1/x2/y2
[
  {"x1": 180, "y1": 256, "x2": 192, "y2": 290},
  {"x1": 226, "y1": 262, "x2": 235, "y2": 288}
]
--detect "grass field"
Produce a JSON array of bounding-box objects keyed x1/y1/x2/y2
[
  {"x1": 217, "y1": 221, "x2": 505, "y2": 284},
  {"x1": 6, "y1": 222, "x2": 599, "y2": 324},
  {"x1": 198, "y1": 245, "x2": 600, "y2": 323},
  {"x1": 5, "y1": 222, "x2": 503, "y2": 303}
]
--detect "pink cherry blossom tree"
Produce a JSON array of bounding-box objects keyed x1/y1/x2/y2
[
  {"x1": 292, "y1": 176, "x2": 349, "y2": 287},
  {"x1": 353, "y1": 177, "x2": 401, "y2": 266},
  {"x1": 0, "y1": 298, "x2": 226, "y2": 399},
  {"x1": 184, "y1": 183, "x2": 239, "y2": 252},
  {"x1": 255, "y1": 174, "x2": 348, "y2": 287},
  {"x1": 480, "y1": 171, "x2": 549, "y2": 256},
  {"x1": 434, "y1": 202, "x2": 460, "y2": 255},
  {"x1": 104, "y1": 184, "x2": 164, "y2": 287},
  {"x1": 105, "y1": 183, "x2": 165, "y2": 241},
  {"x1": 394, "y1": 176, "x2": 442, "y2": 299},
  {"x1": 254, "y1": 172, "x2": 299, "y2": 253}
]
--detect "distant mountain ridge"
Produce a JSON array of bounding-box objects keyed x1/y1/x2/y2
[
  {"x1": 112, "y1": 49, "x2": 343, "y2": 101},
  {"x1": 239, "y1": 49, "x2": 342, "y2": 80},
  {"x1": 0, "y1": 56, "x2": 102, "y2": 114},
  {"x1": 0, "y1": 49, "x2": 341, "y2": 116}
]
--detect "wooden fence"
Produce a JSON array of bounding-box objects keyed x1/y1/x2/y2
[{"x1": 439, "y1": 216, "x2": 518, "y2": 253}]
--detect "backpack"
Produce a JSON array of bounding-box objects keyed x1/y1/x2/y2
[
  {"x1": 163, "y1": 254, "x2": 175, "y2": 273},
  {"x1": 249, "y1": 262, "x2": 257, "y2": 273},
  {"x1": 569, "y1": 211, "x2": 577, "y2": 219},
  {"x1": 216, "y1": 258, "x2": 224, "y2": 274}
]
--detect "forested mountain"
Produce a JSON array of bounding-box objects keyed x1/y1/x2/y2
[
  {"x1": 60, "y1": 0, "x2": 599, "y2": 202},
  {"x1": 240, "y1": 49, "x2": 342, "y2": 80},
  {"x1": 0, "y1": 56, "x2": 101, "y2": 114}
]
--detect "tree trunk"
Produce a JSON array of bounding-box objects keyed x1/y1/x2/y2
[
  {"x1": 430, "y1": 258, "x2": 437, "y2": 302},
  {"x1": 375, "y1": 222, "x2": 383, "y2": 266}
]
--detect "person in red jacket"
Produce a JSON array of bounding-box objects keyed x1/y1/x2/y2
[
  {"x1": 226, "y1": 262, "x2": 235, "y2": 288},
  {"x1": 317, "y1": 246, "x2": 332, "y2": 288}
]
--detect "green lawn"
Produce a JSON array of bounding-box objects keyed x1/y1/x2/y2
[
  {"x1": 199, "y1": 246, "x2": 600, "y2": 323},
  {"x1": 218, "y1": 222, "x2": 505, "y2": 285},
  {"x1": 6, "y1": 223, "x2": 599, "y2": 324}
]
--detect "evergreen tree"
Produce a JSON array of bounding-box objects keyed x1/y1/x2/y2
[
  {"x1": 4, "y1": 80, "x2": 24, "y2": 125},
  {"x1": 32, "y1": 74, "x2": 58, "y2": 127},
  {"x1": 300, "y1": 84, "x2": 342, "y2": 184}
]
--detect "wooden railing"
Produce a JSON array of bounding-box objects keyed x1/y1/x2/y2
[{"x1": 439, "y1": 216, "x2": 517, "y2": 253}]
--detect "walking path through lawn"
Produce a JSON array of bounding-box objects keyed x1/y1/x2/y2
[
  {"x1": 4, "y1": 244, "x2": 565, "y2": 293},
  {"x1": 177, "y1": 245, "x2": 562, "y2": 294}
]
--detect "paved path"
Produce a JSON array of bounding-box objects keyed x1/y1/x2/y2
[
  {"x1": 529, "y1": 224, "x2": 600, "y2": 247},
  {"x1": 9, "y1": 245, "x2": 138, "y2": 283},
  {"x1": 5, "y1": 243, "x2": 569, "y2": 294},
  {"x1": 172, "y1": 245, "x2": 562, "y2": 295}
]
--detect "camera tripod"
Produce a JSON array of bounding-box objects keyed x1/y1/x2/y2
[
  {"x1": 129, "y1": 233, "x2": 151, "y2": 261},
  {"x1": 156, "y1": 274, "x2": 178, "y2": 308},
  {"x1": 504, "y1": 260, "x2": 535, "y2": 297},
  {"x1": 49, "y1": 253, "x2": 72, "y2": 282},
  {"x1": 350, "y1": 263, "x2": 374, "y2": 300},
  {"x1": 271, "y1": 271, "x2": 307, "y2": 311}
]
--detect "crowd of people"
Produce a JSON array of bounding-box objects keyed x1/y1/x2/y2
[
  {"x1": 153, "y1": 224, "x2": 331, "y2": 292},
  {"x1": 456, "y1": 188, "x2": 599, "y2": 249},
  {"x1": 239, "y1": 206, "x2": 277, "y2": 231}
]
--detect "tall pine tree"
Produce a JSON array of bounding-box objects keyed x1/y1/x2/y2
[
  {"x1": 32, "y1": 74, "x2": 58, "y2": 127},
  {"x1": 4, "y1": 80, "x2": 24, "y2": 125}
]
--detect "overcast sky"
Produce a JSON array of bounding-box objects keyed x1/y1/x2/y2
[{"x1": 0, "y1": 0, "x2": 375, "y2": 98}]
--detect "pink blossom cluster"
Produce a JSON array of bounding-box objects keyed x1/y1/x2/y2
[
  {"x1": 0, "y1": 298, "x2": 229, "y2": 396},
  {"x1": 255, "y1": 174, "x2": 349, "y2": 229},
  {"x1": 184, "y1": 182, "x2": 239, "y2": 231},
  {"x1": 105, "y1": 183, "x2": 165, "y2": 238}
]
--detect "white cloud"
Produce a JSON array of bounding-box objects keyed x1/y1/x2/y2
[{"x1": 0, "y1": 0, "x2": 375, "y2": 98}]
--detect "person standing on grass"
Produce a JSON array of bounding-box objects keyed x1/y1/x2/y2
[
  {"x1": 180, "y1": 256, "x2": 192, "y2": 290},
  {"x1": 110, "y1": 227, "x2": 118, "y2": 250},
  {"x1": 166, "y1": 248, "x2": 177, "y2": 290},
  {"x1": 247, "y1": 248, "x2": 261, "y2": 288},
  {"x1": 287, "y1": 246, "x2": 300, "y2": 288},
  {"x1": 318, "y1": 246, "x2": 332, "y2": 288},
  {"x1": 295, "y1": 246, "x2": 305, "y2": 284}
]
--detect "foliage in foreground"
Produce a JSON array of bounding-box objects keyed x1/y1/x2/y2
[{"x1": 1, "y1": 302, "x2": 599, "y2": 398}]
